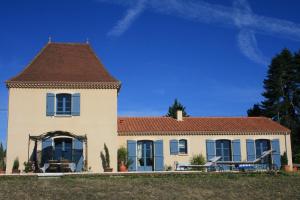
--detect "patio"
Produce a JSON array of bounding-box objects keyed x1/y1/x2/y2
[{"x1": 28, "y1": 131, "x2": 87, "y2": 173}]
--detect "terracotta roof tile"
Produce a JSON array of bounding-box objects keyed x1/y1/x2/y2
[
  {"x1": 118, "y1": 117, "x2": 290, "y2": 134},
  {"x1": 7, "y1": 43, "x2": 119, "y2": 83}
]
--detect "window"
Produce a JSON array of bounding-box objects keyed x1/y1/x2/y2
[
  {"x1": 216, "y1": 140, "x2": 232, "y2": 161},
  {"x1": 178, "y1": 139, "x2": 187, "y2": 154},
  {"x1": 56, "y1": 93, "x2": 72, "y2": 115}
]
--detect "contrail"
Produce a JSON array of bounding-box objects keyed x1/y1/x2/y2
[
  {"x1": 107, "y1": 0, "x2": 147, "y2": 37},
  {"x1": 99, "y1": 0, "x2": 300, "y2": 65}
]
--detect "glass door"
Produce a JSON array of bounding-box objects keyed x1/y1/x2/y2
[
  {"x1": 137, "y1": 141, "x2": 153, "y2": 171},
  {"x1": 54, "y1": 138, "x2": 73, "y2": 161}
]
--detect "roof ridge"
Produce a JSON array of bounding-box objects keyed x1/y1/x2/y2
[
  {"x1": 49, "y1": 42, "x2": 89, "y2": 45},
  {"x1": 7, "y1": 41, "x2": 120, "y2": 85},
  {"x1": 6, "y1": 42, "x2": 50, "y2": 83},
  {"x1": 86, "y1": 45, "x2": 119, "y2": 82},
  {"x1": 118, "y1": 116, "x2": 168, "y2": 118},
  {"x1": 118, "y1": 116, "x2": 269, "y2": 119}
]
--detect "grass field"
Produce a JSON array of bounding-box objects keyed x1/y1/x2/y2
[{"x1": 0, "y1": 172, "x2": 299, "y2": 199}]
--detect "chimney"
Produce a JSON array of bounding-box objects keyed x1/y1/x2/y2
[{"x1": 176, "y1": 110, "x2": 183, "y2": 121}]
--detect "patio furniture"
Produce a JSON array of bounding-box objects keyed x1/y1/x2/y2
[
  {"x1": 40, "y1": 160, "x2": 76, "y2": 173},
  {"x1": 176, "y1": 156, "x2": 222, "y2": 171},
  {"x1": 216, "y1": 149, "x2": 275, "y2": 171}
]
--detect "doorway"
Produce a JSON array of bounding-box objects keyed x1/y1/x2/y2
[
  {"x1": 137, "y1": 140, "x2": 154, "y2": 171},
  {"x1": 54, "y1": 138, "x2": 73, "y2": 161}
]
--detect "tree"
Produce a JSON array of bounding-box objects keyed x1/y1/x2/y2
[
  {"x1": 166, "y1": 99, "x2": 189, "y2": 118},
  {"x1": 247, "y1": 104, "x2": 264, "y2": 117},
  {"x1": 248, "y1": 48, "x2": 300, "y2": 159}
]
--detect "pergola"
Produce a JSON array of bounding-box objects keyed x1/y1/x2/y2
[{"x1": 28, "y1": 131, "x2": 88, "y2": 172}]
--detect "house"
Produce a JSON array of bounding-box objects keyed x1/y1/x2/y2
[{"x1": 5, "y1": 42, "x2": 293, "y2": 173}]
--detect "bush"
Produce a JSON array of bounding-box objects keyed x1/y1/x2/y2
[
  {"x1": 281, "y1": 152, "x2": 288, "y2": 166},
  {"x1": 12, "y1": 157, "x2": 19, "y2": 170},
  {"x1": 294, "y1": 153, "x2": 300, "y2": 164},
  {"x1": 190, "y1": 154, "x2": 205, "y2": 165}
]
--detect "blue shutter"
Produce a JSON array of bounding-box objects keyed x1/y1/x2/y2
[
  {"x1": 232, "y1": 139, "x2": 241, "y2": 161},
  {"x1": 72, "y1": 93, "x2": 80, "y2": 116},
  {"x1": 206, "y1": 140, "x2": 216, "y2": 161},
  {"x1": 246, "y1": 139, "x2": 255, "y2": 161},
  {"x1": 42, "y1": 138, "x2": 53, "y2": 165},
  {"x1": 46, "y1": 93, "x2": 55, "y2": 116},
  {"x1": 127, "y1": 140, "x2": 137, "y2": 171},
  {"x1": 170, "y1": 139, "x2": 178, "y2": 155},
  {"x1": 271, "y1": 139, "x2": 281, "y2": 169},
  {"x1": 73, "y1": 139, "x2": 83, "y2": 172},
  {"x1": 154, "y1": 140, "x2": 164, "y2": 171}
]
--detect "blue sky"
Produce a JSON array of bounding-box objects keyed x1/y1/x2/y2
[{"x1": 1, "y1": 0, "x2": 300, "y2": 147}]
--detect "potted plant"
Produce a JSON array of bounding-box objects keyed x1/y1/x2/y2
[
  {"x1": 0, "y1": 143, "x2": 5, "y2": 174},
  {"x1": 117, "y1": 146, "x2": 133, "y2": 172},
  {"x1": 281, "y1": 152, "x2": 290, "y2": 172},
  {"x1": 12, "y1": 157, "x2": 20, "y2": 174},
  {"x1": 0, "y1": 159, "x2": 5, "y2": 174},
  {"x1": 100, "y1": 143, "x2": 113, "y2": 172},
  {"x1": 23, "y1": 161, "x2": 34, "y2": 173}
]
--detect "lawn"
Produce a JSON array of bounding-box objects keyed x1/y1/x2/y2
[{"x1": 0, "y1": 172, "x2": 299, "y2": 199}]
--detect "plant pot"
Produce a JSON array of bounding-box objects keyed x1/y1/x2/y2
[
  {"x1": 293, "y1": 166, "x2": 298, "y2": 172},
  {"x1": 104, "y1": 168, "x2": 113, "y2": 172},
  {"x1": 119, "y1": 163, "x2": 127, "y2": 172},
  {"x1": 284, "y1": 165, "x2": 291, "y2": 172},
  {"x1": 12, "y1": 169, "x2": 20, "y2": 174}
]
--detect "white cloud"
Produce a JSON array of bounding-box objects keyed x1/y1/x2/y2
[
  {"x1": 237, "y1": 29, "x2": 268, "y2": 65},
  {"x1": 100, "y1": 0, "x2": 300, "y2": 65},
  {"x1": 107, "y1": 0, "x2": 147, "y2": 37}
]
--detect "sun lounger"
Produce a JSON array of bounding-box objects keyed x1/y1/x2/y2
[{"x1": 176, "y1": 156, "x2": 221, "y2": 171}]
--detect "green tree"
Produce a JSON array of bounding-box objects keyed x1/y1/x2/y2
[
  {"x1": 166, "y1": 99, "x2": 189, "y2": 118},
  {"x1": 248, "y1": 48, "x2": 300, "y2": 159},
  {"x1": 247, "y1": 104, "x2": 264, "y2": 117}
]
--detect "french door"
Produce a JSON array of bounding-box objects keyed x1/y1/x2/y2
[
  {"x1": 54, "y1": 138, "x2": 73, "y2": 161},
  {"x1": 137, "y1": 141, "x2": 154, "y2": 171}
]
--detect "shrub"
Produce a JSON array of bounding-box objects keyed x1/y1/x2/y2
[
  {"x1": 190, "y1": 154, "x2": 206, "y2": 165},
  {"x1": 190, "y1": 154, "x2": 205, "y2": 171},
  {"x1": 12, "y1": 157, "x2": 19, "y2": 170},
  {"x1": 100, "y1": 143, "x2": 110, "y2": 169},
  {"x1": 294, "y1": 153, "x2": 300, "y2": 164},
  {"x1": 281, "y1": 152, "x2": 288, "y2": 166}
]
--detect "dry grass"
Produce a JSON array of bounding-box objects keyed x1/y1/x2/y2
[{"x1": 0, "y1": 172, "x2": 299, "y2": 200}]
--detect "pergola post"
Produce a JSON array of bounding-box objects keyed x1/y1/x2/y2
[{"x1": 85, "y1": 135, "x2": 88, "y2": 171}]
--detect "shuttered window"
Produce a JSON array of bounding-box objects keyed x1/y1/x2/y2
[{"x1": 46, "y1": 93, "x2": 80, "y2": 116}]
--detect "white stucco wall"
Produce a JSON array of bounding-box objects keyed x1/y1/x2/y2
[
  {"x1": 6, "y1": 87, "x2": 118, "y2": 173},
  {"x1": 118, "y1": 133, "x2": 293, "y2": 170}
]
